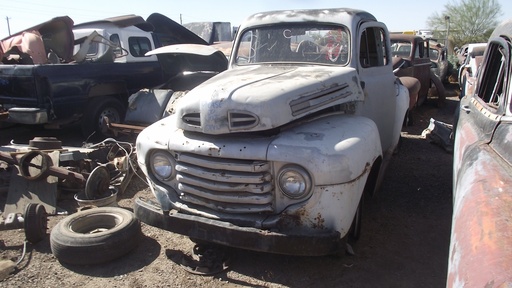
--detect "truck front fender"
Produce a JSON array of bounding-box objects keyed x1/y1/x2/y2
[{"x1": 268, "y1": 114, "x2": 382, "y2": 185}]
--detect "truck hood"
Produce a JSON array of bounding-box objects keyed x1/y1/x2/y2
[{"x1": 172, "y1": 65, "x2": 364, "y2": 134}]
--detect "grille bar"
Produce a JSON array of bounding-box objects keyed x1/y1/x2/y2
[
  {"x1": 176, "y1": 174, "x2": 272, "y2": 193},
  {"x1": 181, "y1": 193, "x2": 274, "y2": 213},
  {"x1": 178, "y1": 183, "x2": 273, "y2": 204},
  {"x1": 179, "y1": 153, "x2": 269, "y2": 172},
  {"x1": 175, "y1": 152, "x2": 274, "y2": 213}
]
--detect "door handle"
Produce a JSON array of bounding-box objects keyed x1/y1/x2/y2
[{"x1": 461, "y1": 105, "x2": 471, "y2": 114}]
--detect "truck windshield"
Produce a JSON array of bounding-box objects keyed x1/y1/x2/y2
[{"x1": 234, "y1": 24, "x2": 350, "y2": 66}]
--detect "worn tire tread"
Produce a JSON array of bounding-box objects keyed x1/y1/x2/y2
[{"x1": 50, "y1": 207, "x2": 141, "y2": 265}]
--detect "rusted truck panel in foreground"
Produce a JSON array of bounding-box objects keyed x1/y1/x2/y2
[{"x1": 449, "y1": 19, "x2": 512, "y2": 287}]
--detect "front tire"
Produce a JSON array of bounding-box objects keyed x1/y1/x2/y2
[
  {"x1": 50, "y1": 207, "x2": 141, "y2": 265},
  {"x1": 429, "y1": 72, "x2": 446, "y2": 107},
  {"x1": 348, "y1": 195, "x2": 363, "y2": 242}
]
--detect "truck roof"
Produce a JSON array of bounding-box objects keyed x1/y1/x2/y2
[
  {"x1": 390, "y1": 34, "x2": 424, "y2": 42},
  {"x1": 73, "y1": 14, "x2": 154, "y2": 32},
  {"x1": 490, "y1": 18, "x2": 512, "y2": 39},
  {"x1": 238, "y1": 8, "x2": 376, "y2": 30}
]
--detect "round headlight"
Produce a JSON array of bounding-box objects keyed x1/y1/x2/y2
[
  {"x1": 149, "y1": 151, "x2": 175, "y2": 181},
  {"x1": 278, "y1": 165, "x2": 312, "y2": 199}
]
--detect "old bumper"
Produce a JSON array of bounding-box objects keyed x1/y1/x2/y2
[
  {"x1": 7, "y1": 108, "x2": 48, "y2": 124},
  {"x1": 134, "y1": 196, "x2": 342, "y2": 256}
]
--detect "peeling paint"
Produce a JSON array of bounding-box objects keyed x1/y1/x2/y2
[{"x1": 449, "y1": 23, "x2": 512, "y2": 287}]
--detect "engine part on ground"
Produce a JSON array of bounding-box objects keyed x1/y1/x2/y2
[
  {"x1": 50, "y1": 207, "x2": 141, "y2": 265},
  {"x1": 166, "y1": 244, "x2": 231, "y2": 275},
  {"x1": 23, "y1": 203, "x2": 48, "y2": 243},
  {"x1": 74, "y1": 186, "x2": 118, "y2": 207},
  {"x1": 421, "y1": 118, "x2": 453, "y2": 152},
  {"x1": 0, "y1": 203, "x2": 48, "y2": 244},
  {"x1": 85, "y1": 165, "x2": 111, "y2": 199},
  {"x1": 1, "y1": 137, "x2": 137, "y2": 216},
  {"x1": 28, "y1": 137, "x2": 62, "y2": 150},
  {"x1": 3, "y1": 150, "x2": 60, "y2": 216},
  {"x1": 0, "y1": 150, "x2": 87, "y2": 185}
]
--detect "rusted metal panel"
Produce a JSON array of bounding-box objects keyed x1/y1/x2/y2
[
  {"x1": 449, "y1": 18, "x2": 512, "y2": 287},
  {"x1": 448, "y1": 146, "x2": 512, "y2": 287},
  {"x1": 4, "y1": 151, "x2": 60, "y2": 215},
  {"x1": 390, "y1": 34, "x2": 432, "y2": 105}
]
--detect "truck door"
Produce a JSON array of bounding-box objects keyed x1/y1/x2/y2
[
  {"x1": 357, "y1": 23, "x2": 398, "y2": 153},
  {"x1": 453, "y1": 37, "x2": 509, "y2": 184}
]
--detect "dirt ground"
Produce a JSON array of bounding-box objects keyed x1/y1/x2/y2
[{"x1": 0, "y1": 84, "x2": 459, "y2": 288}]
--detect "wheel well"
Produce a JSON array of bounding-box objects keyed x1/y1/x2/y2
[
  {"x1": 87, "y1": 93, "x2": 127, "y2": 108},
  {"x1": 365, "y1": 157, "x2": 382, "y2": 198},
  {"x1": 87, "y1": 82, "x2": 127, "y2": 98}
]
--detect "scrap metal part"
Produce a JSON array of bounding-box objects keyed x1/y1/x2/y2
[
  {"x1": 166, "y1": 244, "x2": 231, "y2": 276},
  {"x1": 0, "y1": 150, "x2": 86, "y2": 184},
  {"x1": 0, "y1": 203, "x2": 48, "y2": 243}
]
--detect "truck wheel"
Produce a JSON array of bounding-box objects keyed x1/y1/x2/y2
[
  {"x1": 50, "y1": 207, "x2": 141, "y2": 265},
  {"x1": 348, "y1": 194, "x2": 363, "y2": 242},
  {"x1": 81, "y1": 98, "x2": 125, "y2": 138},
  {"x1": 428, "y1": 72, "x2": 446, "y2": 107}
]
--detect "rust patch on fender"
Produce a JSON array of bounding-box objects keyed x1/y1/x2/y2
[{"x1": 449, "y1": 154, "x2": 512, "y2": 287}]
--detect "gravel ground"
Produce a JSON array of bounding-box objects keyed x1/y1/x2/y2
[{"x1": 0, "y1": 84, "x2": 459, "y2": 288}]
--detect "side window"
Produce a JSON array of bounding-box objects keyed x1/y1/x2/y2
[
  {"x1": 415, "y1": 43, "x2": 421, "y2": 58},
  {"x1": 420, "y1": 41, "x2": 431, "y2": 59},
  {"x1": 128, "y1": 37, "x2": 152, "y2": 57},
  {"x1": 109, "y1": 34, "x2": 123, "y2": 57},
  {"x1": 477, "y1": 41, "x2": 506, "y2": 109},
  {"x1": 360, "y1": 27, "x2": 387, "y2": 67}
]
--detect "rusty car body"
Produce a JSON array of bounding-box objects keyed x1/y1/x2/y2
[
  {"x1": 0, "y1": 13, "x2": 208, "y2": 137},
  {"x1": 390, "y1": 33, "x2": 445, "y2": 106},
  {"x1": 429, "y1": 41, "x2": 449, "y2": 83},
  {"x1": 448, "y1": 19, "x2": 512, "y2": 287},
  {"x1": 390, "y1": 34, "x2": 445, "y2": 107}
]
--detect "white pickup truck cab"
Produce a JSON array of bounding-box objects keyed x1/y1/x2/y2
[{"x1": 135, "y1": 8, "x2": 409, "y2": 256}]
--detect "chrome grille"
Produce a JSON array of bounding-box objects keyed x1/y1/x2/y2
[{"x1": 175, "y1": 152, "x2": 274, "y2": 213}]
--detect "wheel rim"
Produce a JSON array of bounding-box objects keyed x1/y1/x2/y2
[
  {"x1": 24, "y1": 203, "x2": 48, "y2": 243},
  {"x1": 97, "y1": 107, "x2": 121, "y2": 127},
  {"x1": 69, "y1": 213, "x2": 122, "y2": 234}
]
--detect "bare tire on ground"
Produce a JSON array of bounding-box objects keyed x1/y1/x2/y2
[
  {"x1": 50, "y1": 207, "x2": 141, "y2": 265},
  {"x1": 81, "y1": 97, "x2": 125, "y2": 138}
]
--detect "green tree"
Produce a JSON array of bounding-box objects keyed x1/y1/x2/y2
[{"x1": 427, "y1": 0, "x2": 502, "y2": 50}]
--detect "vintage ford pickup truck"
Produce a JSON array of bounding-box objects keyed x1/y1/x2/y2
[{"x1": 134, "y1": 8, "x2": 409, "y2": 256}]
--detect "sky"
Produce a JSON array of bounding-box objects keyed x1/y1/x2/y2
[{"x1": 1, "y1": 0, "x2": 511, "y2": 39}]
